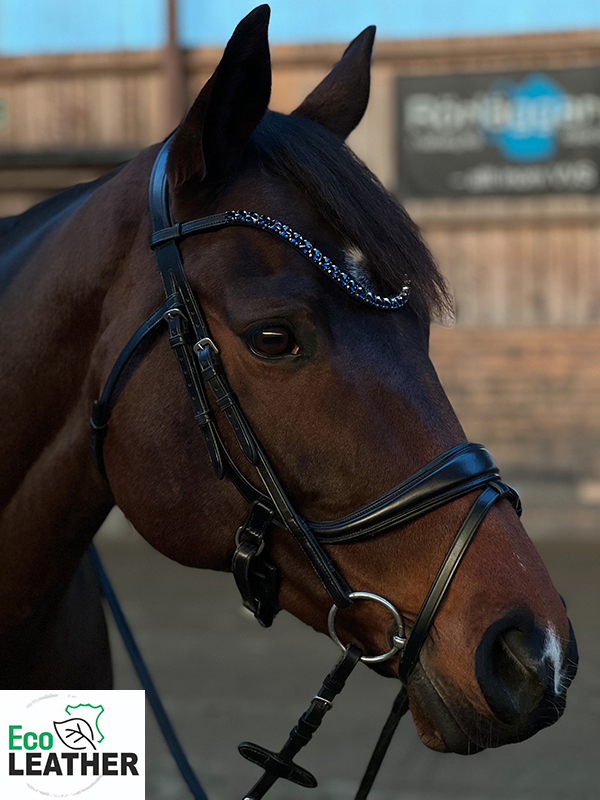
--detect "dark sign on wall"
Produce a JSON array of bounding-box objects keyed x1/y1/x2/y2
[{"x1": 396, "y1": 68, "x2": 600, "y2": 197}]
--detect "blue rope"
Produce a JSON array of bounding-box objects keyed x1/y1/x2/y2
[{"x1": 88, "y1": 543, "x2": 209, "y2": 800}]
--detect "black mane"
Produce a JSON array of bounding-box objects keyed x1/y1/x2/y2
[
  {"x1": 0, "y1": 166, "x2": 123, "y2": 297},
  {"x1": 251, "y1": 111, "x2": 451, "y2": 320}
]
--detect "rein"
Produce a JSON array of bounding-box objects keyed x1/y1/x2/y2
[{"x1": 90, "y1": 138, "x2": 521, "y2": 799}]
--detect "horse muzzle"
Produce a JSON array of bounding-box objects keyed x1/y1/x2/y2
[{"x1": 407, "y1": 611, "x2": 578, "y2": 754}]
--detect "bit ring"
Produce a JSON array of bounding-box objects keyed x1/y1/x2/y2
[{"x1": 328, "y1": 591, "x2": 406, "y2": 664}]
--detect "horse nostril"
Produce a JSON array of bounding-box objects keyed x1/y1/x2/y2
[
  {"x1": 490, "y1": 628, "x2": 545, "y2": 718},
  {"x1": 476, "y1": 614, "x2": 551, "y2": 725}
]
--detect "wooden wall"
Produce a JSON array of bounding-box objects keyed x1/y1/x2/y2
[
  {"x1": 1, "y1": 30, "x2": 599, "y2": 481},
  {"x1": 412, "y1": 196, "x2": 600, "y2": 327},
  {"x1": 2, "y1": 30, "x2": 600, "y2": 170}
]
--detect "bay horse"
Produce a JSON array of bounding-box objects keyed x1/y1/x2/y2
[{"x1": 0, "y1": 1, "x2": 577, "y2": 778}]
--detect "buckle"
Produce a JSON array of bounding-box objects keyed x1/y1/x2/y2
[
  {"x1": 193, "y1": 337, "x2": 219, "y2": 355},
  {"x1": 235, "y1": 524, "x2": 265, "y2": 556}
]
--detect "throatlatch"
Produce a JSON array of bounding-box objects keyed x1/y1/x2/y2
[{"x1": 91, "y1": 137, "x2": 522, "y2": 800}]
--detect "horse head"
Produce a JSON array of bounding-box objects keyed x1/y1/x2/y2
[{"x1": 97, "y1": 5, "x2": 577, "y2": 756}]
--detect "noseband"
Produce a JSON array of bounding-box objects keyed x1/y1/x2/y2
[{"x1": 91, "y1": 139, "x2": 521, "y2": 799}]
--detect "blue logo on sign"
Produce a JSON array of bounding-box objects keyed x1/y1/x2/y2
[{"x1": 479, "y1": 73, "x2": 567, "y2": 162}]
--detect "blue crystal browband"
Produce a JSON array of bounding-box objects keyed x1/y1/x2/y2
[{"x1": 150, "y1": 210, "x2": 410, "y2": 310}]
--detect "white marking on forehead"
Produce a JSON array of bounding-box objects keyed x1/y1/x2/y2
[
  {"x1": 345, "y1": 244, "x2": 366, "y2": 265},
  {"x1": 343, "y1": 246, "x2": 374, "y2": 290},
  {"x1": 543, "y1": 623, "x2": 563, "y2": 695}
]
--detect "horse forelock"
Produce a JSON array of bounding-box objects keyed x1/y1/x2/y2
[{"x1": 249, "y1": 111, "x2": 452, "y2": 322}]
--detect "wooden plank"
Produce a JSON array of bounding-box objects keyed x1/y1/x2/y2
[{"x1": 419, "y1": 214, "x2": 600, "y2": 327}]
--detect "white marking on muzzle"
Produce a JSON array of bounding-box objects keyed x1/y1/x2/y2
[{"x1": 543, "y1": 623, "x2": 563, "y2": 694}]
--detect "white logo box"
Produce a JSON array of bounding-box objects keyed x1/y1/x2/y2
[{"x1": 0, "y1": 690, "x2": 144, "y2": 800}]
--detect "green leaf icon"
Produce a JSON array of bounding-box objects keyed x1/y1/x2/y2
[{"x1": 54, "y1": 718, "x2": 96, "y2": 750}]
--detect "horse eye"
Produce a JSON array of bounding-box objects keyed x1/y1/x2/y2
[{"x1": 248, "y1": 325, "x2": 300, "y2": 357}]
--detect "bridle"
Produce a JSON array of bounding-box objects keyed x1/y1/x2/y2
[{"x1": 90, "y1": 138, "x2": 522, "y2": 800}]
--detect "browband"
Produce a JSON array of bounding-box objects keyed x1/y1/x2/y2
[{"x1": 150, "y1": 210, "x2": 410, "y2": 311}]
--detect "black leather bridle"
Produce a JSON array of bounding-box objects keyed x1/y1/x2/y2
[{"x1": 90, "y1": 138, "x2": 521, "y2": 800}]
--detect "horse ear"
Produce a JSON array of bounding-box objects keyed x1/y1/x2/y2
[
  {"x1": 167, "y1": 5, "x2": 271, "y2": 187},
  {"x1": 292, "y1": 26, "x2": 375, "y2": 139}
]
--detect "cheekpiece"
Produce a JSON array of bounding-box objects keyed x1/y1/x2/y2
[{"x1": 224, "y1": 210, "x2": 410, "y2": 310}]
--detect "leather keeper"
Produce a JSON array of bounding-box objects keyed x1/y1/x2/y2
[{"x1": 194, "y1": 409, "x2": 215, "y2": 427}]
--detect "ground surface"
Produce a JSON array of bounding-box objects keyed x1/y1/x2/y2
[{"x1": 94, "y1": 500, "x2": 599, "y2": 800}]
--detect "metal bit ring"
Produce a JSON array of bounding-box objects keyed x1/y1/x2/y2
[{"x1": 328, "y1": 591, "x2": 406, "y2": 664}]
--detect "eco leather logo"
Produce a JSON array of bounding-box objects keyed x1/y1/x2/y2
[{"x1": 1, "y1": 689, "x2": 144, "y2": 799}]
